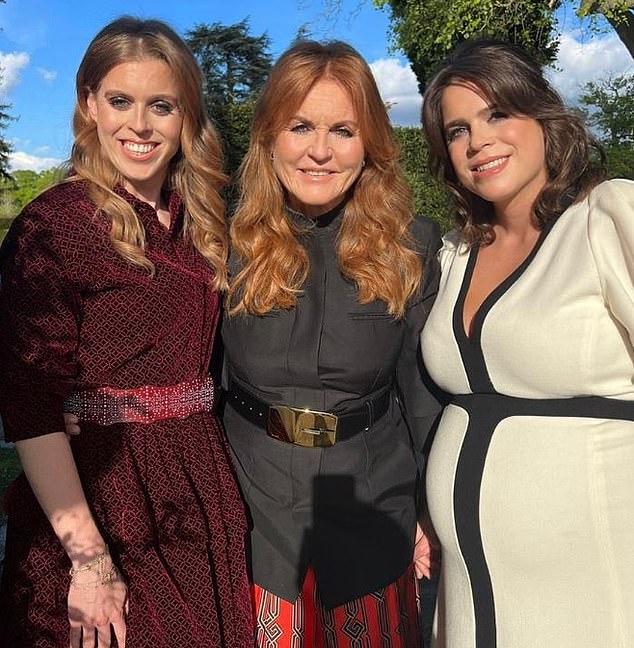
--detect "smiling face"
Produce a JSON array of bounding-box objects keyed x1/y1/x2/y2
[
  {"x1": 441, "y1": 82, "x2": 548, "y2": 219},
  {"x1": 86, "y1": 58, "x2": 183, "y2": 204},
  {"x1": 271, "y1": 78, "x2": 365, "y2": 218}
]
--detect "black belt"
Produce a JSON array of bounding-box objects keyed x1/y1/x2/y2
[{"x1": 226, "y1": 381, "x2": 392, "y2": 447}]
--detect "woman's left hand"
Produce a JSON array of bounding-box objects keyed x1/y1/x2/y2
[{"x1": 64, "y1": 412, "x2": 81, "y2": 437}]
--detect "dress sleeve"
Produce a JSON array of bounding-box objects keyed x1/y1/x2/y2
[
  {"x1": 587, "y1": 179, "x2": 634, "y2": 348},
  {"x1": 395, "y1": 216, "x2": 443, "y2": 463},
  {"x1": 0, "y1": 199, "x2": 81, "y2": 441}
]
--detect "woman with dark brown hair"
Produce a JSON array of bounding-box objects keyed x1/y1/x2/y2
[
  {"x1": 0, "y1": 16, "x2": 252, "y2": 648},
  {"x1": 420, "y1": 38, "x2": 634, "y2": 648},
  {"x1": 222, "y1": 40, "x2": 441, "y2": 647}
]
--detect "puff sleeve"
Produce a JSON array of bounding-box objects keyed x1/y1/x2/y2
[
  {"x1": 0, "y1": 198, "x2": 81, "y2": 441},
  {"x1": 587, "y1": 179, "x2": 634, "y2": 349},
  {"x1": 395, "y1": 216, "x2": 443, "y2": 463}
]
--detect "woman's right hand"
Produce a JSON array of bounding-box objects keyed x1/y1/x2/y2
[{"x1": 67, "y1": 554, "x2": 128, "y2": 648}]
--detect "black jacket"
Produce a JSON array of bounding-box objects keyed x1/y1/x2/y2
[{"x1": 222, "y1": 205, "x2": 441, "y2": 607}]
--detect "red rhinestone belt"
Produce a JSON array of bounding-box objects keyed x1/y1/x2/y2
[{"x1": 63, "y1": 376, "x2": 216, "y2": 425}]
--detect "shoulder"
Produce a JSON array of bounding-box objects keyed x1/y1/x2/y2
[
  {"x1": 587, "y1": 178, "x2": 634, "y2": 212},
  {"x1": 10, "y1": 180, "x2": 96, "y2": 233},
  {"x1": 410, "y1": 215, "x2": 442, "y2": 256},
  {"x1": 2, "y1": 180, "x2": 107, "y2": 263}
]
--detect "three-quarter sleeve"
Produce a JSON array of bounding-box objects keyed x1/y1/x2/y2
[
  {"x1": 396, "y1": 216, "x2": 443, "y2": 463},
  {"x1": 587, "y1": 179, "x2": 634, "y2": 348},
  {"x1": 0, "y1": 200, "x2": 81, "y2": 441}
]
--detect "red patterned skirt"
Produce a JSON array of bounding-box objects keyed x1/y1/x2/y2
[{"x1": 253, "y1": 564, "x2": 419, "y2": 647}]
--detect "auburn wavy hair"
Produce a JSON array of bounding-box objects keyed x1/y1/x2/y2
[
  {"x1": 422, "y1": 38, "x2": 606, "y2": 246},
  {"x1": 227, "y1": 40, "x2": 421, "y2": 318},
  {"x1": 71, "y1": 16, "x2": 228, "y2": 289}
]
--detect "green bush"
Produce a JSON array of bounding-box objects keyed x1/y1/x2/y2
[{"x1": 394, "y1": 126, "x2": 454, "y2": 233}]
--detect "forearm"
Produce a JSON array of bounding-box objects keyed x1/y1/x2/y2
[{"x1": 16, "y1": 432, "x2": 106, "y2": 567}]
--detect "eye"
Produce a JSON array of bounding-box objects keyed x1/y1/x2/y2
[
  {"x1": 445, "y1": 125, "x2": 468, "y2": 143},
  {"x1": 288, "y1": 123, "x2": 311, "y2": 135},
  {"x1": 151, "y1": 100, "x2": 177, "y2": 116},
  {"x1": 332, "y1": 126, "x2": 354, "y2": 139},
  {"x1": 108, "y1": 96, "x2": 131, "y2": 110},
  {"x1": 489, "y1": 110, "x2": 508, "y2": 122}
]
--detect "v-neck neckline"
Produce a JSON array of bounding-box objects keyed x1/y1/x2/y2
[{"x1": 455, "y1": 216, "x2": 556, "y2": 345}]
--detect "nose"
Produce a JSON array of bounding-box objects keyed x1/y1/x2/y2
[
  {"x1": 468, "y1": 122, "x2": 494, "y2": 153},
  {"x1": 308, "y1": 129, "x2": 332, "y2": 162},
  {"x1": 129, "y1": 105, "x2": 152, "y2": 136}
]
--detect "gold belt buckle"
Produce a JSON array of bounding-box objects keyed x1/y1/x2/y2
[{"x1": 267, "y1": 405, "x2": 338, "y2": 447}]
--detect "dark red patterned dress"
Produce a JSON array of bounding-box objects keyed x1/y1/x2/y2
[{"x1": 0, "y1": 181, "x2": 253, "y2": 648}]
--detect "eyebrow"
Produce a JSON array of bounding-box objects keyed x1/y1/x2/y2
[
  {"x1": 289, "y1": 114, "x2": 360, "y2": 129},
  {"x1": 443, "y1": 103, "x2": 498, "y2": 130},
  {"x1": 103, "y1": 89, "x2": 180, "y2": 103}
]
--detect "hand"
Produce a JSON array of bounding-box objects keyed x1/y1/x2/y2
[
  {"x1": 63, "y1": 412, "x2": 81, "y2": 437},
  {"x1": 413, "y1": 521, "x2": 432, "y2": 580},
  {"x1": 67, "y1": 555, "x2": 128, "y2": 648}
]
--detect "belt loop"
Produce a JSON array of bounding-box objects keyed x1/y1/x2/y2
[{"x1": 366, "y1": 398, "x2": 374, "y2": 428}]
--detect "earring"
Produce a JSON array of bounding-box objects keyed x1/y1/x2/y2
[
  {"x1": 270, "y1": 151, "x2": 275, "y2": 161},
  {"x1": 361, "y1": 159, "x2": 366, "y2": 167}
]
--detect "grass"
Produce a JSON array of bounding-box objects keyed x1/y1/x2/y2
[{"x1": 0, "y1": 446, "x2": 21, "y2": 525}]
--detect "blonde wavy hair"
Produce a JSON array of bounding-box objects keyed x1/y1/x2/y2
[
  {"x1": 422, "y1": 39, "x2": 606, "y2": 247},
  {"x1": 71, "y1": 16, "x2": 228, "y2": 289},
  {"x1": 227, "y1": 40, "x2": 421, "y2": 318}
]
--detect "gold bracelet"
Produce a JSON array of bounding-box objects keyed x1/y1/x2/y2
[
  {"x1": 69, "y1": 548, "x2": 119, "y2": 589},
  {"x1": 69, "y1": 565, "x2": 120, "y2": 590}
]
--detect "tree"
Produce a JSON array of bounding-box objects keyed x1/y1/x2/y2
[
  {"x1": 373, "y1": 0, "x2": 561, "y2": 92},
  {"x1": 0, "y1": 99, "x2": 12, "y2": 179},
  {"x1": 0, "y1": 166, "x2": 65, "y2": 219},
  {"x1": 578, "y1": 1, "x2": 634, "y2": 59},
  {"x1": 186, "y1": 20, "x2": 272, "y2": 175},
  {"x1": 323, "y1": 1, "x2": 633, "y2": 93},
  {"x1": 579, "y1": 73, "x2": 634, "y2": 178},
  {"x1": 580, "y1": 73, "x2": 634, "y2": 144},
  {"x1": 0, "y1": 0, "x2": 14, "y2": 180}
]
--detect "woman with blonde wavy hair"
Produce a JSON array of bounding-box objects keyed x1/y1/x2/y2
[
  {"x1": 0, "y1": 16, "x2": 252, "y2": 648},
  {"x1": 222, "y1": 39, "x2": 441, "y2": 647}
]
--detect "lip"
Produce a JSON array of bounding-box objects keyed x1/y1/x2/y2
[
  {"x1": 120, "y1": 140, "x2": 159, "y2": 160},
  {"x1": 299, "y1": 168, "x2": 336, "y2": 175},
  {"x1": 470, "y1": 155, "x2": 509, "y2": 176}
]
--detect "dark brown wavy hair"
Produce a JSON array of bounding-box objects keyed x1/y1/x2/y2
[
  {"x1": 422, "y1": 38, "x2": 606, "y2": 245},
  {"x1": 227, "y1": 40, "x2": 421, "y2": 318},
  {"x1": 71, "y1": 16, "x2": 228, "y2": 288}
]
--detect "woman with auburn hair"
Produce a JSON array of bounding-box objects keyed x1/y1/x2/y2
[
  {"x1": 0, "y1": 16, "x2": 252, "y2": 648},
  {"x1": 223, "y1": 39, "x2": 441, "y2": 647},
  {"x1": 420, "y1": 39, "x2": 634, "y2": 647}
]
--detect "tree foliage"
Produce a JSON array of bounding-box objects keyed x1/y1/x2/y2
[
  {"x1": 0, "y1": 167, "x2": 65, "y2": 219},
  {"x1": 374, "y1": 0, "x2": 561, "y2": 92},
  {"x1": 0, "y1": 0, "x2": 14, "y2": 181},
  {"x1": 393, "y1": 126, "x2": 453, "y2": 232},
  {"x1": 186, "y1": 20, "x2": 273, "y2": 175},
  {"x1": 0, "y1": 100, "x2": 13, "y2": 180},
  {"x1": 578, "y1": 1, "x2": 634, "y2": 58},
  {"x1": 580, "y1": 73, "x2": 634, "y2": 144},
  {"x1": 579, "y1": 73, "x2": 634, "y2": 179}
]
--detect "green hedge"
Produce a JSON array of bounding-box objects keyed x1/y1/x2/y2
[{"x1": 394, "y1": 126, "x2": 454, "y2": 233}]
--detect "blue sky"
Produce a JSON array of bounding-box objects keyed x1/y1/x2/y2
[{"x1": 0, "y1": 0, "x2": 632, "y2": 172}]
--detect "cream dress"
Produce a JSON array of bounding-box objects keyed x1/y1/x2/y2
[{"x1": 420, "y1": 179, "x2": 634, "y2": 648}]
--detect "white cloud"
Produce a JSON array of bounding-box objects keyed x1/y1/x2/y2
[
  {"x1": 368, "y1": 31, "x2": 634, "y2": 126},
  {"x1": 37, "y1": 67, "x2": 57, "y2": 84},
  {"x1": 0, "y1": 51, "x2": 30, "y2": 95},
  {"x1": 370, "y1": 58, "x2": 422, "y2": 126},
  {"x1": 9, "y1": 151, "x2": 64, "y2": 172},
  {"x1": 547, "y1": 31, "x2": 634, "y2": 104}
]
